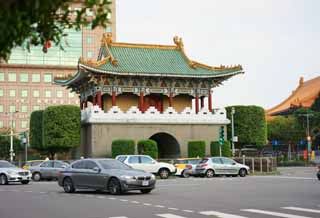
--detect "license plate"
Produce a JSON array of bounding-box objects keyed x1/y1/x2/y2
[{"x1": 142, "y1": 181, "x2": 149, "y2": 186}]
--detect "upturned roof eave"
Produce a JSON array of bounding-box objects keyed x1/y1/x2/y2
[{"x1": 79, "y1": 63, "x2": 244, "y2": 79}]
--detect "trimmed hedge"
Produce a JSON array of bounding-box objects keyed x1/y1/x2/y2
[
  {"x1": 29, "y1": 110, "x2": 44, "y2": 151},
  {"x1": 112, "y1": 139, "x2": 135, "y2": 158},
  {"x1": 211, "y1": 141, "x2": 231, "y2": 157},
  {"x1": 188, "y1": 141, "x2": 206, "y2": 158},
  {"x1": 137, "y1": 139, "x2": 158, "y2": 159}
]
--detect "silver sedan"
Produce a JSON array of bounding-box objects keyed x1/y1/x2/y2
[{"x1": 58, "y1": 158, "x2": 156, "y2": 195}]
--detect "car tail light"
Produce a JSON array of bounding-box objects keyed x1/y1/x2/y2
[
  {"x1": 186, "y1": 164, "x2": 192, "y2": 169},
  {"x1": 200, "y1": 163, "x2": 208, "y2": 167}
]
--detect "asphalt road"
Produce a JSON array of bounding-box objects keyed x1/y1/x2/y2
[{"x1": 0, "y1": 167, "x2": 319, "y2": 218}]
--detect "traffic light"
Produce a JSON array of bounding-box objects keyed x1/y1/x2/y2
[{"x1": 219, "y1": 126, "x2": 224, "y2": 145}]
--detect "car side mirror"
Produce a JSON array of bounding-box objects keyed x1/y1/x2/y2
[
  {"x1": 232, "y1": 162, "x2": 236, "y2": 165},
  {"x1": 61, "y1": 165, "x2": 67, "y2": 169},
  {"x1": 151, "y1": 161, "x2": 156, "y2": 164},
  {"x1": 93, "y1": 167, "x2": 101, "y2": 173}
]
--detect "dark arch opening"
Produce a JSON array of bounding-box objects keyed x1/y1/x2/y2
[{"x1": 149, "y1": 132, "x2": 180, "y2": 158}]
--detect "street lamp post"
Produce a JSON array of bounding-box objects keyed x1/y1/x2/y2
[
  {"x1": 299, "y1": 112, "x2": 313, "y2": 161},
  {"x1": 6, "y1": 111, "x2": 18, "y2": 162},
  {"x1": 231, "y1": 107, "x2": 235, "y2": 157}
]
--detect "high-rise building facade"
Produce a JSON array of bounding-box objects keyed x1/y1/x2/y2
[{"x1": 0, "y1": 1, "x2": 116, "y2": 133}]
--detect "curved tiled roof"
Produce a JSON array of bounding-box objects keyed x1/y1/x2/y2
[
  {"x1": 266, "y1": 76, "x2": 320, "y2": 116},
  {"x1": 78, "y1": 33, "x2": 243, "y2": 78}
]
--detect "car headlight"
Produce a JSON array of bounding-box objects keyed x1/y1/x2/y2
[
  {"x1": 120, "y1": 175, "x2": 135, "y2": 180},
  {"x1": 151, "y1": 174, "x2": 156, "y2": 180}
]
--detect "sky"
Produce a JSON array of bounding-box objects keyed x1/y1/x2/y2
[{"x1": 116, "y1": 0, "x2": 320, "y2": 109}]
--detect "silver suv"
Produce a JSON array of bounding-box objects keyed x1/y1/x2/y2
[{"x1": 194, "y1": 157, "x2": 250, "y2": 178}]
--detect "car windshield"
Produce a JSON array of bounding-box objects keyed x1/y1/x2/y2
[
  {"x1": 98, "y1": 159, "x2": 131, "y2": 170},
  {"x1": 0, "y1": 161, "x2": 16, "y2": 168}
]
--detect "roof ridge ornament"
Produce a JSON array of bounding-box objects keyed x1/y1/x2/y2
[{"x1": 299, "y1": 76, "x2": 304, "y2": 86}]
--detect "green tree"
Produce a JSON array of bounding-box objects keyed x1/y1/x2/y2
[
  {"x1": 0, "y1": 130, "x2": 22, "y2": 160},
  {"x1": 0, "y1": 0, "x2": 112, "y2": 61},
  {"x1": 210, "y1": 141, "x2": 231, "y2": 157},
  {"x1": 311, "y1": 94, "x2": 320, "y2": 112},
  {"x1": 43, "y1": 105, "x2": 80, "y2": 159},
  {"x1": 210, "y1": 141, "x2": 220, "y2": 156},
  {"x1": 226, "y1": 106, "x2": 267, "y2": 148},
  {"x1": 137, "y1": 139, "x2": 158, "y2": 159},
  {"x1": 29, "y1": 110, "x2": 44, "y2": 152}
]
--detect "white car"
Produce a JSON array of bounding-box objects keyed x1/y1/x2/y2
[
  {"x1": 194, "y1": 157, "x2": 250, "y2": 178},
  {"x1": 0, "y1": 160, "x2": 31, "y2": 185},
  {"x1": 116, "y1": 155, "x2": 176, "y2": 179}
]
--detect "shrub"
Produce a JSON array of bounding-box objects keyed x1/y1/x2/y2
[
  {"x1": 29, "y1": 110, "x2": 44, "y2": 151},
  {"x1": 111, "y1": 139, "x2": 135, "y2": 158},
  {"x1": 210, "y1": 141, "x2": 220, "y2": 156},
  {"x1": 137, "y1": 139, "x2": 158, "y2": 159},
  {"x1": 222, "y1": 141, "x2": 231, "y2": 157},
  {"x1": 188, "y1": 141, "x2": 206, "y2": 158}
]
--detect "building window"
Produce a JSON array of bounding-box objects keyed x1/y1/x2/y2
[
  {"x1": 9, "y1": 105, "x2": 16, "y2": 113},
  {"x1": 0, "y1": 121, "x2": 3, "y2": 128},
  {"x1": 45, "y1": 90, "x2": 52, "y2": 98},
  {"x1": 0, "y1": 72, "x2": 4, "y2": 81},
  {"x1": 87, "y1": 51, "x2": 93, "y2": 58},
  {"x1": 8, "y1": 72, "x2": 16, "y2": 82},
  {"x1": 21, "y1": 105, "x2": 28, "y2": 113},
  {"x1": 44, "y1": 73, "x2": 52, "y2": 83},
  {"x1": 0, "y1": 105, "x2": 3, "y2": 112},
  {"x1": 68, "y1": 92, "x2": 75, "y2": 98},
  {"x1": 33, "y1": 90, "x2": 40, "y2": 97},
  {"x1": 33, "y1": 105, "x2": 40, "y2": 111},
  {"x1": 32, "y1": 74, "x2": 41, "y2": 83},
  {"x1": 21, "y1": 121, "x2": 27, "y2": 129},
  {"x1": 20, "y1": 73, "x2": 29, "y2": 82},
  {"x1": 87, "y1": 36, "x2": 93, "y2": 44},
  {"x1": 10, "y1": 121, "x2": 16, "y2": 129},
  {"x1": 9, "y1": 89, "x2": 16, "y2": 97},
  {"x1": 21, "y1": 90, "x2": 28, "y2": 97},
  {"x1": 56, "y1": 90, "x2": 63, "y2": 98},
  {"x1": 0, "y1": 89, "x2": 3, "y2": 97}
]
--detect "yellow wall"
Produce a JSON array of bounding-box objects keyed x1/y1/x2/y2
[
  {"x1": 173, "y1": 95, "x2": 192, "y2": 113},
  {"x1": 102, "y1": 95, "x2": 112, "y2": 112},
  {"x1": 117, "y1": 93, "x2": 139, "y2": 112}
]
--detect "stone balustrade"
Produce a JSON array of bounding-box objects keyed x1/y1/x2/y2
[{"x1": 81, "y1": 106, "x2": 230, "y2": 124}]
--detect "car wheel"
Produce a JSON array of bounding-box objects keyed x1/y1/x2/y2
[
  {"x1": 158, "y1": 168, "x2": 170, "y2": 179},
  {"x1": 140, "y1": 189, "x2": 152, "y2": 194},
  {"x1": 239, "y1": 168, "x2": 247, "y2": 177},
  {"x1": 108, "y1": 178, "x2": 121, "y2": 195},
  {"x1": 206, "y1": 169, "x2": 215, "y2": 178},
  {"x1": 21, "y1": 180, "x2": 30, "y2": 185},
  {"x1": 63, "y1": 177, "x2": 75, "y2": 193},
  {"x1": 181, "y1": 170, "x2": 190, "y2": 178},
  {"x1": 32, "y1": 172, "x2": 41, "y2": 181},
  {"x1": 0, "y1": 174, "x2": 8, "y2": 185}
]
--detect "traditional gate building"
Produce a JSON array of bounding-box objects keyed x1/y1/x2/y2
[{"x1": 56, "y1": 33, "x2": 244, "y2": 158}]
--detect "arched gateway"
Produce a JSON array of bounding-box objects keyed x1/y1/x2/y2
[
  {"x1": 150, "y1": 133, "x2": 180, "y2": 158},
  {"x1": 55, "y1": 33, "x2": 244, "y2": 158}
]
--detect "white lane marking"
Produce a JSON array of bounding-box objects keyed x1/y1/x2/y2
[
  {"x1": 252, "y1": 176, "x2": 314, "y2": 180},
  {"x1": 120, "y1": 199, "x2": 128, "y2": 202},
  {"x1": 97, "y1": 196, "x2": 106, "y2": 199},
  {"x1": 182, "y1": 210, "x2": 194, "y2": 213},
  {"x1": 155, "y1": 205, "x2": 165, "y2": 208},
  {"x1": 108, "y1": 197, "x2": 116, "y2": 200},
  {"x1": 282, "y1": 207, "x2": 320, "y2": 213},
  {"x1": 84, "y1": 194, "x2": 94, "y2": 198},
  {"x1": 156, "y1": 214, "x2": 187, "y2": 218},
  {"x1": 39, "y1": 192, "x2": 47, "y2": 194},
  {"x1": 241, "y1": 209, "x2": 312, "y2": 218},
  {"x1": 109, "y1": 217, "x2": 128, "y2": 218},
  {"x1": 157, "y1": 184, "x2": 201, "y2": 187},
  {"x1": 168, "y1": 208, "x2": 179, "y2": 211},
  {"x1": 143, "y1": 203, "x2": 152, "y2": 206},
  {"x1": 23, "y1": 190, "x2": 32, "y2": 193},
  {"x1": 130, "y1": 201, "x2": 139, "y2": 204},
  {"x1": 200, "y1": 211, "x2": 248, "y2": 218}
]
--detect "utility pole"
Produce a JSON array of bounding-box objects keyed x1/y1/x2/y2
[
  {"x1": 299, "y1": 112, "x2": 313, "y2": 161},
  {"x1": 231, "y1": 107, "x2": 235, "y2": 157}
]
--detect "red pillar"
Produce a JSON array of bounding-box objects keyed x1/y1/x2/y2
[
  {"x1": 92, "y1": 95, "x2": 96, "y2": 105},
  {"x1": 97, "y1": 91, "x2": 102, "y2": 108},
  {"x1": 111, "y1": 91, "x2": 116, "y2": 106},
  {"x1": 208, "y1": 92, "x2": 212, "y2": 112},
  {"x1": 200, "y1": 97, "x2": 204, "y2": 108},
  {"x1": 195, "y1": 95, "x2": 199, "y2": 114},
  {"x1": 139, "y1": 92, "x2": 144, "y2": 112},
  {"x1": 169, "y1": 93, "x2": 173, "y2": 107}
]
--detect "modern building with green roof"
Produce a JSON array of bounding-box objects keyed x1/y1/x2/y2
[{"x1": 55, "y1": 33, "x2": 244, "y2": 158}]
